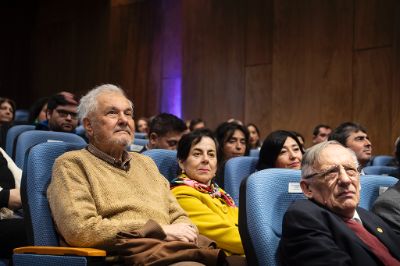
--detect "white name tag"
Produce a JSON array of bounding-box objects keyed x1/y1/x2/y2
[
  {"x1": 379, "y1": 186, "x2": 389, "y2": 195},
  {"x1": 288, "y1": 182, "x2": 302, "y2": 193},
  {"x1": 47, "y1": 139, "x2": 63, "y2": 143}
]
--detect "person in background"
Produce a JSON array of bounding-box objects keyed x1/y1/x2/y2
[
  {"x1": 312, "y1": 124, "x2": 332, "y2": 145},
  {"x1": 214, "y1": 122, "x2": 249, "y2": 188},
  {"x1": 35, "y1": 92, "x2": 79, "y2": 133},
  {"x1": 142, "y1": 113, "x2": 187, "y2": 152},
  {"x1": 171, "y1": 129, "x2": 245, "y2": 256},
  {"x1": 0, "y1": 97, "x2": 17, "y2": 149},
  {"x1": 280, "y1": 141, "x2": 400, "y2": 265},
  {"x1": 292, "y1": 131, "x2": 306, "y2": 152},
  {"x1": 257, "y1": 130, "x2": 303, "y2": 170},
  {"x1": 0, "y1": 98, "x2": 16, "y2": 126},
  {"x1": 247, "y1": 123, "x2": 262, "y2": 150},
  {"x1": 0, "y1": 147, "x2": 26, "y2": 260},
  {"x1": 329, "y1": 122, "x2": 372, "y2": 170},
  {"x1": 372, "y1": 138, "x2": 400, "y2": 235},
  {"x1": 189, "y1": 118, "x2": 206, "y2": 132},
  {"x1": 28, "y1": 97, "x2": 48, "y2": 125},
  {"x1": 135, "y1": 117, "x2": 149, "y2": 135}
]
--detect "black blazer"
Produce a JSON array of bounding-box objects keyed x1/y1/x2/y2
[{"x1": 279, "y1": 199, "x2": 400, "y2": 266}]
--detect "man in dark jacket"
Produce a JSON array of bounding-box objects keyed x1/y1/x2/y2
[{"x1": 280, "y1": 140, "x2": 400, "y2": 266}]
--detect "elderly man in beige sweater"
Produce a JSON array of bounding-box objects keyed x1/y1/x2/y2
[{"x1": 47, "y1": 84, "x2": 217, "y2": 265}]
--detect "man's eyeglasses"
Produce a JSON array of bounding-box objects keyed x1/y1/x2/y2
[
  {"x1": 303, "y1": 164, "x2": 360, "y2": 182},
  {"x1": 55, "y1": 109, "x2": 78, "y2": 119}
]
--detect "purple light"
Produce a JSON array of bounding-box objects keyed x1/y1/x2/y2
[{"x1": 161, "y1": 77, "x2": 182, "y2": 118}]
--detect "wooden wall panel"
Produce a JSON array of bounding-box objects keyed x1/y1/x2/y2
[
  {"x1": 272, "y1": 0, "x2": 353, "y2": 145},
  {"x1": 244, "y1": 65, "x2": 272, "y2": 140},
  {"x1": 108, "y1": 0, "x2": 163, "y2": 117},
  {"x1": 0, "y1": 2, "x2": 33, "y2": 109},
  {"x1": 245, "y1": 0, "x2": 273, "y2": 66},
  {"x1": 182, "y1": 0, "x2": 245, "y2": 128},
  {"x1": 30, "y1": 0, "x2": 109, "y2": 99},
  {"x1": 391, "y1": 1, "x2": 400, "y2": 145},
  {"x1": 354, "y1": 0, "x2": 395, "y2": 49},
  {"x1": 160, "y1": 0, "x2": 182, "y2": 114},
  {"x1": 353, "y1": 48, "x2": 392, "y2": 155}
]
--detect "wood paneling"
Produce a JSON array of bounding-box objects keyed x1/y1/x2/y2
[
  {"x1": 272, "y1": 0, "x2": 353, "y2": 145},
  {"x1": 182, "y1": 0, "x2": 245, "y2": 127},
  {"x1": 108, "y1": 0, "x2": 163, "y2": 117},
  {"x1": 245, "y1": 0, "x2": 273, "y2": 66},
  {"x1": 1, "y1": 0, "x2": 400, "y2": 154},
  {"x1": 244, "y1": 65, "x2": 272, "y2": 140},
  {"x1": 353, "y1": 48, "x2": 392, "y2": 154},
  {"x1": 354, "y1": 0, "x2": 395, "y2": 50},
  {"x1": 391, "y1": 1, "x2": 400, "y2": 145}
]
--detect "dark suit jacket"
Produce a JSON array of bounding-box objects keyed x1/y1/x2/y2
[
  {"x1": 279, "y1": 199, "x2": 400, "y2": 266},
  {"x1": 373, "y1": 181, "x2": 400, "y2": 236}
]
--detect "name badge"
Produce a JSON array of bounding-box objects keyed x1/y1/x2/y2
[{"x1": 288, "y1": 182, "x2": 302, "y2": 193}]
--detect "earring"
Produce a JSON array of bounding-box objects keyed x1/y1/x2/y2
[{"x1": 181, "y1": 169, "x2": 185, "y2": 175}]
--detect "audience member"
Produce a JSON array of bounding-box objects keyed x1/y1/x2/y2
[
  {"x1": 372, "y1": 138, "x2": 400, "y2": 235},
  {"x1": 292, "y1": 131, "x2": 306, "y2": 152},
  {"x1": 36, "y1": 92, "x2": 79, "y2": 133},
  {"x1": 0, "y1": 98, "x2": 16, "y2": 126},
  {"x1": 28, "y1": 97, "x2": 48, "y2": 125},
  {"x1": 214, "y1": 122, "x2": 249, "y2": 188},
  {"x1": 142, "y1": 113, "x2": 187, "y2": 152},
  {"x1": 246, "y1": 123, "x2": 261, "y2": 150},
  {"x1": 329, "y1": 122, "x2": 372, "y2": 169},
  {"x1": 227, "y1": 118, "x2": 243, "y2": 125},
  {"x1": 135, "y1": 117, "x2": 149, "y2": 135},
  {"x1": 189, "y1": 118, "x2": 206, "y2": 131},
  {"x1": 171, "y1": 129, "x2": 245, "y2": 256},
  {"x1": 0, "y1": 147, "x2": 26, "y2": 260},
  {"x1": 257, "y1": 130, "x2": 303, "y2": 170},
  {"x1": 47, "y1": 84, "x2": 223, "y2": 265},
  {"x1": 280, "y1": 141, "x2": 400, "y2": 265},
  {"x1": 312, "y1": 124, "x2": 331, "y2": 145},
  {"x1": 0, "y1": 97, "x2": 16, "y2": 149}
]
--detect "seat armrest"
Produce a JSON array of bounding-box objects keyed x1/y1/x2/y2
[{"x1": 14, "y1": 246, "x2": 106, "y2": 257}]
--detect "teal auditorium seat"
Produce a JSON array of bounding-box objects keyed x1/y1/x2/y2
[
  {"x1": 14, "y1": 130, "x2": 86, "y2": 169},
  {"x1": 14, "y1": 142, "x2": 105, "y2": 266},
  {"x1": 223, "y1": 156, "x2": 258, "y2": 206},
  {"x1": 239, "y1": 168, "x2": 304, "y2": 266},
  {"x1": 143, "y1": 149, "x2": 178, "y2": 181},
  {"x1": 359, "y1": 174, "x2": 398, "y2": 210},
  {"x1": 5, "y1": 125, "x2": 35, "y2": 158}
]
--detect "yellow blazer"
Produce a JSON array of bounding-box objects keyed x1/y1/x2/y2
[{"x1": 171, "y1": 185, "x2": 244, "y2": 255}]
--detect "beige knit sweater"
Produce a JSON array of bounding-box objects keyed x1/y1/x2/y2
[{"x1": 47, "y1": 149, "x2": 191, "y2": 250}]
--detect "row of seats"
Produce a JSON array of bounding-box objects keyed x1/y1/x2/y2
[{"x1": 13, "y1": 143, "x2": 398, "y2": 266}]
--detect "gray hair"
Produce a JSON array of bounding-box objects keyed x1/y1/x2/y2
[
  {"x1": 301, "y1": 140, "x2": 359, "y2": 179},
  {"x1": 78, "y1": 84, "x2": 133, "y2": 121}
]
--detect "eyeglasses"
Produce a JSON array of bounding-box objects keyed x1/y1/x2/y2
[
  {"x1": 303, "y1": 164, "x2": 360, "y2": 183},
  {"x1": 55, "y1": 109, "x2": 78, "y2": 119}
]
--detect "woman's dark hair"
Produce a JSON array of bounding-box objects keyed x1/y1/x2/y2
[
  {"x1": 189, "y1": 118, "x2": 205, "y2": 131},
  {"x1": 28, "y1": 97, "x2": 48, "y2": 124},
  {"x1": 257, "y1": 130, "x2": 304, "y2": 170},
  {"x1": 177, "y1": 128, "x2": 218, "y2": 162},
  {"x1": 396, "y1": 138, "x2": 400, "y2": 165},
  {"x1": 0, "y1": 97, "x2": 16, "y2": 121},
  {"x1": 247, "y1": 123, "x2": 261, "y2": 148},
  {"x1": 214, "y1": 122, "x2": 250, "y2": 163}
]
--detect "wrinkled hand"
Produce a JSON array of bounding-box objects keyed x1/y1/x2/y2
[
  {"x1": 8, "y1": 188, "x2": 22, "y2": 210},
  {"x1": 161, "y1": 223, "x2": 197, "y2": 243}
]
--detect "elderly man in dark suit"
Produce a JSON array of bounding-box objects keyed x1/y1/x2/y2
[{"x1": 279, "y1": 140, "x2": 400, "y2": 266}]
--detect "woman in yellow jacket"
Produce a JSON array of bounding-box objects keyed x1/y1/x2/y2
[{"x1": 171, "y1": 128, "x2": 244, "y2": 256}]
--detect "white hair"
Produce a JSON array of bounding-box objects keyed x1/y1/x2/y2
[
  {"x1": 301, "y1": 140, "x2": 359, "y2": 180},
  {"x1": 78, "y1": 84, "x2": 133, "y2": 121}
]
